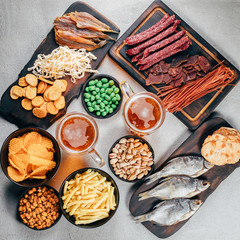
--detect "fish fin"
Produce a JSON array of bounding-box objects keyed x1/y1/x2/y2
[
  {"x1": 133, "y1": 214, "x2": 147, "y2": 223},
  {"x1": 102, "y1": 29, "x2": 119, "y2": 34},
  {"x1": 138, "y1": 192, "x2": 150, "y2": 201},
  {"x1": 145, "y1": 172, "x2": 162, "y2": 185}
]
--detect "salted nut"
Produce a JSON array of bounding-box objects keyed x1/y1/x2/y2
[{"x1": 109, "y1": 138, "x2": 153, "y2": 181}]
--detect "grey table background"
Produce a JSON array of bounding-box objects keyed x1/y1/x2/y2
[{"x1": 0, "y1": 0, "x2": 240, "y2": 239}]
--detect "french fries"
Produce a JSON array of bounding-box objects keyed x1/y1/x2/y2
[{"x1": 62, "y1": 169, "x2": 116, "y2": 225}]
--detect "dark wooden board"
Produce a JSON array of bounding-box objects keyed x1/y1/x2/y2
[
  {"x1": 109, "y1": 0, "x2": 240, "y2": 130},
  {"x1": 0, "y1": 1, "x2": 120, "y2": 129},
  {"x1": 129, "y1": 117, "x2": 240, "y2": 238}
]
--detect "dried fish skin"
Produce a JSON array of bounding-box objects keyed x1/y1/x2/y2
[
  {"x1": 139, "y1": 176, "x2": 210, "y2": 201},
  {"x1": 146, "y1": 156, "x2": 213, "y2": 185},
  {"x1": 69, "y1": 12, "x2": 118, "y2": 33},
  {"x1": 71, "y1": 12, "x2": 112, "y2": 31},
  {"x1": 134, "y1": 199, "x2": 202, "y2": 226}
]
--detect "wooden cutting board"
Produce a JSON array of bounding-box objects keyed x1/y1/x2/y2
[
  {"x1": 109, "y1": 0, "x2": 239, "y2": 130},
  {"x1": 0, "y1": 1, "x2": 120, "y2": 129},
  {"x1": 129, "y1": 117, "x2": 240, "y2": 238}
]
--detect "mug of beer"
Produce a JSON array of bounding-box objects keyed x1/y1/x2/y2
[
  {"x1": 120, "y1": 81, "x2": 165, "y2": 136},
  {"x1": 56, "y1": 112, "x2": 105, "y2": 167}
]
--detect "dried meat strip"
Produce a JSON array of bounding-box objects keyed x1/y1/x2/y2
[
  {"x1": 138, "y1": 36, "x2": 190, "y2": 65},
  {"x1": 126, "y1": 21, "x2": 179, "y2": 56},
  {"x1": 132, "y1": 52, "x2": 143, "y2": 62},
  {"x1": 198, "y1": 56, "x2": 212, "y2": 73},
  {"x1": 143, "y1": 30, "x2": 185, "y2": 58},
  {"x1": 125, "y1": 14, "x2": 175, "y2": 45},
  {"x1": 139, "y1": 40, "x2": 190, "y2": 70}
]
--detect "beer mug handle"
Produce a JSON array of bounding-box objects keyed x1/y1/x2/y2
[
  {"x1": 89, "y1": 149, "x2": 105, "y2": 167},
  {"x1": 120, "y1": 81, "x2": 134, "y2": 99}
]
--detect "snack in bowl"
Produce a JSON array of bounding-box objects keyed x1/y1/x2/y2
[
  {"x1": 61, "y1": 169, "x2": 117, "y2": 225},
  {"x1": 18, "y1": 186, "x2": 61, "y2": 230},
  {"x1": 109, "y1": 136, "x2": 154, "y2": 182},
  {"x1": 7, "y1": 131, "x2": 56, "y2": 182},
  {"x1": 82, "y1": 74, "x2": 122, "y2": 118},
  {"x1": 201, "y1": 127, "x2": 240, "y2": 166}
]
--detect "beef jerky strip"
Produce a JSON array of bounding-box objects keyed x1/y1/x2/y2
[
  {"x1": 138, "y1": 36, "x2": 189, "y2": 65},
  {"x1": 126, "y1": 20, "x2": 180, "y2": 56},
  {"x1": 132, "y1": 52, "x2": 143, "y2": 62},
  {"x1": 125, "y1": 14, "x2": 175, "y2": 45},
  {"x1": 143, "y1": 30, "x2": 186, "y2": 58},
  {"x1": 139, "y1": 39, "x2": 190, "y2": 70}
]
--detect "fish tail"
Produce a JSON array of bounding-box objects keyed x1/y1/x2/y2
[
  {"x1": 145, "y1": 172, "x2": 162, "y2": 185},
  {"x1": 133, "y1": 214, "x2": 147, "y2": 223},
  {"x1": 138, "y1": 192, "x2": 150, "y2": 201}
]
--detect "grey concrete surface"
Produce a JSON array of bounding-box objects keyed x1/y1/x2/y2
[{"x1": 0, "y1": 0, "x2": 240, "y2": 239}]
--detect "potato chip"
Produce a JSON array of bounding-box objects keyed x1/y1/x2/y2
[
  {"x1": 28, "y1": 155, "x2": 56, "y2": 169},
  {"x1": 16, "y1": 153, "x2": 30, "y2": 166},
  {"x1": 25, "y1": 74, "x2": 38, "y2": 87},
  {"x1": 23, "y1": 131, "x2": 42, "y2": 149},
  {"x1": 37, "y1": 81, "x2": 46, "y2": 94},
  {"x1": 10, "y1": 88, "x2": 19, "y2": 100},
  {"x1": 28, "y1": 144, "x2": 51, "y2": 159},
  {"x1": 54, "y1": 96, "x2": 65, "y2": 110},
  {"x1": 32, "y1": 96, "x2": 44, "y2": 107},
  {"x1": 21, "y1": 98, "x2": 33, "y2": 111},
  {"x1": 41, "y1": 136, "x2": 53, "y2": 149},
  {"x1": 9, "y1": 137, "x2": 24, "y2": 154},
  {"x1": 47, "y1": 86, "x2": 62, "y2": 101},
  {"x1": 12, "y1": 85, "x2": 23, "y2": 97},
  {"x1": 7, "y1": 166, "x2": 26, "y2": 182},
  {"x1": 32, "y1": 107, "x2": 47, "y2": 118},
  {"x1": 30, "y1": 166, "x2": 49, "y2": 176},
  {"x1": 9, "y1": 154, "x2": 26, "y2": 174},
  {"x1": 18, "y1": 77, "x2": 28, "y2": 87},
  {"x1": 26, "y1": 85, "x2": 37, "y2": 100},
  {"x1": 46, "y1": 102, "x2": 59, "y2": 115},
  {"x1": 53, "y1": 80, "x2": 67, "y2": 92}
]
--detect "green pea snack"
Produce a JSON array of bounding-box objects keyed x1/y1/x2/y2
[{"x1": 83, "y1": 77, "x2": 121, "y2": 117}]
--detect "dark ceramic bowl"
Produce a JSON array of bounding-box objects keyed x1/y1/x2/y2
[
  {"x1": 81, "y1": 74, "x2": 123, "y2": 119},
  {"x1": 59, "y1": 168, "x2": 119, "y2": 228},
  {"x1": 108, "y1": 135, "x2": 155, "y2": 183},
  {"x1": 17, "y1": 185, "x2": 62, "y2": 230},
  {"x1": 0, "y1": 127, "x2": 61, "y2": 187}
]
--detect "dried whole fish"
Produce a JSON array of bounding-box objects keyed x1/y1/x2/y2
[
  {"x1": 139, "y1": 176, "x2": 210, "y2": 201},
  {"x1": 134, "y1": 199, "x2": 202, "y2": 226},
  {"x1": 146, "y1": 156, "x2": 213, "y2": 185},
  {"x1": 54, "y1": 12, "x2": 117, "y2": 50}
]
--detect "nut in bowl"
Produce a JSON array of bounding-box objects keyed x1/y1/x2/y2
[
  {"x1": 108, "y1": 135, "x2": 154, "y2": 182},
  {"x1": 0, "y1": 127, "x2": 61, "y2": 187},
  {"x1": 59, "y1": 168, "x2": 119, "y2": 228},
  {"x1": 17, "y1": 185, "x2": 62, "y2": 230},
  {"x1": 81, "y1": 74, "x2": 122, "y2": 119}
]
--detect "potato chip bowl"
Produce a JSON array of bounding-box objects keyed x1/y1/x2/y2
[
  {"x1": 0, "y1": 127, "x2": 61, "y2": 187},
  {"x1": 59, "y1": 168, "x2": 120, "y2": 228}
]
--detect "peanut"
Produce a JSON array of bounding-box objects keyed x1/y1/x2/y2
[{"x1": 18, "y1": 186, "x2": 60, "y2": 229}]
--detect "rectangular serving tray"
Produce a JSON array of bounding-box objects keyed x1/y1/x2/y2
[
  {"x1": 109, "y1": 0, "x2": 239, "y2": 130},
  {"x1": 0, "y1": 1, "x2": 120, "y2": 129}
]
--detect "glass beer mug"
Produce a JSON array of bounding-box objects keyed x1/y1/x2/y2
[{"x1": 120, "y1": 81, "x2": 166, "y2": 136}]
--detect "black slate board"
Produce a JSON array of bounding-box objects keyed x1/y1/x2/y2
[
  {"x1": 129, "y1": 117, "x2": 240, "y2": 238},
  {"x1": 109, "y1": 0, "x2": 239, "y2": 130},
  {"x1": 0, "y1": 1, "x2": 120, "y2": 129}
]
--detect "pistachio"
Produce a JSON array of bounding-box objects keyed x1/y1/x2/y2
[
  {"x1": 128, "y1": 174, "x2": 136, "y2": 181},
  {"x1": 110, "y1": 158, "x2": 118, "y2": 165},
  {"x1": 119, "y1": 138, "x2": 127, "y2": 144},
  {"x1": 109, "y1": 137, "x2": 153, "y2": 181}
]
